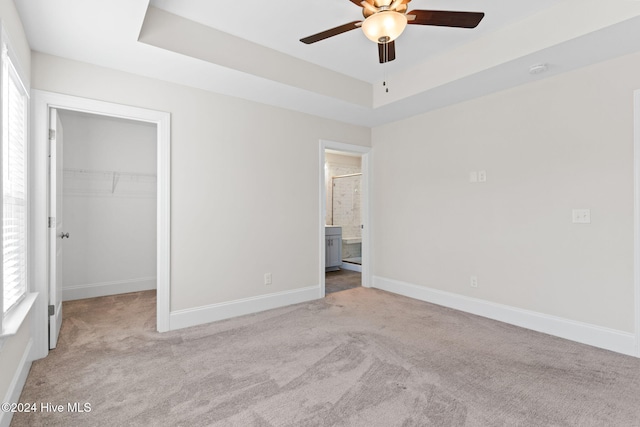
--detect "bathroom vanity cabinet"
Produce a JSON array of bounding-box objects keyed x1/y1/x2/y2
[{"x1": 325, "y1": 226, "x2": 342, "y2": 271}]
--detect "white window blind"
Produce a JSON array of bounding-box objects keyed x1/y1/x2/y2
[{"x1": 2, "y1": 46, "x2": 28, "y2": 315}]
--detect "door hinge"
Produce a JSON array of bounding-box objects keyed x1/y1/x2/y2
[
  {"x1": 48, "y1": 304, "x2": 55, "y2": 316},
  {"x1": 49, "y1": 129, "x2": 56, "y2": 140},
  {"x1": 48, "y1": 216, "x2": 55, "y2": 228}
]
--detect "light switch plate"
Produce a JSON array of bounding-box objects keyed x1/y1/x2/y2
[
  {"x1": 469, "y1": 171, "x2": 478, "y2": 183},
  {"x1": 572, "y1": 209, "x2": 591, "y2": 224}
]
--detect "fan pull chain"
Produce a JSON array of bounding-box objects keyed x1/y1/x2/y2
[{"x1": 383, "y1": 43, "x2": 389, "y2": 93}]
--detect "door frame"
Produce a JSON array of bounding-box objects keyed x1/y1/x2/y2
[
  {"x1": 634, "y1": 89, "x2": 640, "y2": 357},
  {"x1": 319, "y1": 140, "x2": 371, "y2": 297},
  {"x1": 31, "y1": 90, "x2": 171, "y2": 359},
  {"x1": 48, "y1": 108, "x2": 63, "y2": 349}
]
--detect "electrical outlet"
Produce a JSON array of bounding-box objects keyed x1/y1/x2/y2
[
  {"x1": 478, "y1": 170, "x2": 487, "y2": 182},
  {"x1": 264, "y1": 273, "x2": 272, "y2": 285},
  {"x1": 470, "y1": 276, "x2": 478, "y2": 288},
  {"x1": 572, "y1": 209, "x2": 591, "y2": 224}
]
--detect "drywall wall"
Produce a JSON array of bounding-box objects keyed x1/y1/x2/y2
[
  {"x1": 0, "y1": 0, "x2": 33, "y2": 419},
  {"x1": 31, "y1": 52, "x2": 371, "y2": 312},
  {"x1": 0, "y1": 317, "x2": 30, "y2": 402},
  {"x1": 1, "y1": 0, "x2": 29, "y2": 80},
  {"x1": 372, "y1": 51, "x2": 640, "y2": 333},
  {"x1": 59, "y1": 110, "x2": 157, "y2": 300}
]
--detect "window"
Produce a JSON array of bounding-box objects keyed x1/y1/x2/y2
[{"x1": 1, "y1": 39, "x2": 28, "y2": 318}]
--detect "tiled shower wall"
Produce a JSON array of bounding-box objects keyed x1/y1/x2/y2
[
  {"x1": 332, "y1": 174, "x2": 361, "y2": 239},
  {"x1": 332, "y1": 174, "x2": 362, "y2": 259},
  {"x1": 326, "y1": 153, "x2": 361, "y2": 260}
]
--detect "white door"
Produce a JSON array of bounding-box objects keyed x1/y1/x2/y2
[{"x1": 48, "y1": 108, "x2": 64, "y2": 349}]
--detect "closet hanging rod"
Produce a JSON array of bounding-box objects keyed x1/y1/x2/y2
[{"x1": 63, "y1": 168, "x2": 156, "y2": 178}]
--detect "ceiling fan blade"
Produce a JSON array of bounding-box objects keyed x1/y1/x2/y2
[
  {"x1": 300, "y1": 21, "x2": 362, "y2": 44},
  {"x1": 407, "y1": 10, "x2": 484, "y2": 28},
  {"x1": 378, "y1": 40, "x2": 396, "y2": 63},
  {"x1": 349, "y1": 0, "x2": 364, "y2": 5}
]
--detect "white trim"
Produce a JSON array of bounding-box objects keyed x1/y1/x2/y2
[
  {"x1": 0, "y1": 338, "x2": 33, "y2": 427},
  {"x1": 319, "y1": 145, "x2": 326, "y2": 299},
  {"x1": 169, "y1": 286, "x2": 319, "y2": 330},
  {"x1": 62, "y1": 277, "x2": 156, "y2": 301},
  {"x1": 31, "y1": 90, "x2": 171, "y2": 360},
  {"x1": 156, "y1": 110, "x2": 171, "y2": 333},
  {"x1": 0, "y1": 293, "x2": 37, "y2": 339},
  {"x1": 373, "y1": 276, "x2": 637, "y2": 357},
  {"x1": 319, "y1": 140, "x2": 372, "y2": 299},
  {"x1": 340, "y1": 262, "x2": 362, "y2": 273},
  {"x1": 360, "y1": 151, "x2": 371, "y2": 288},
  {"x1": 634, "y1": 89, "x2": 640, "y2": 357}
]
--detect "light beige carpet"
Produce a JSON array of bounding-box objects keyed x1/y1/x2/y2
[{"x1": 12, "y1": 288, "x2": 640, "y2": 426}]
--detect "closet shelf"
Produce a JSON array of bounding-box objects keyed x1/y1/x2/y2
[{"x1": 63, "y1": 168, "x2": 156, "y2": 197}]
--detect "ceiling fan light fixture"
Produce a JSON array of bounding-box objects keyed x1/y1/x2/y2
[{"x1": 362, "y1": 11, "x2": 408, "y2": 44}]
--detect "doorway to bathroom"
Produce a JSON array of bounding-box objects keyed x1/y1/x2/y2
[{"x1": 319, "y1": 140, "x2": 371, "y2": 297}]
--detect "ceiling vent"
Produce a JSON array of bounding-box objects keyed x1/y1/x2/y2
[{"x1": 529, "y1": 63, "x2": 548, "y2": 75}]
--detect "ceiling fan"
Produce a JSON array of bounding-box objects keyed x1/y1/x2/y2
[{"x1": 300, "y1": 0, "x2": 484, "y2": 64}]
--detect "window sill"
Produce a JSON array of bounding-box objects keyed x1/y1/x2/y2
[{"x1": 0, "y1": 293, "x2": 38, "y2": 339}]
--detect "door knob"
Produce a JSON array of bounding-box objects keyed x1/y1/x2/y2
[{"x1": 61, "y1": 232, "x2": 69, "y2": 239}]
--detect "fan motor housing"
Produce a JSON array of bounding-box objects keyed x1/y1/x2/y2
[{"x1": 363, "y1": 0, "x2": 408, "y2": 18}]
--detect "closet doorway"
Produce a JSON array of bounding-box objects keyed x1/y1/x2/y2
[
  {"x1": 32, "y1": 91, "x2": 170, "y2": 359},
  {"x1": 57, "y1": 110, "x2": 158, "y2": 301}
]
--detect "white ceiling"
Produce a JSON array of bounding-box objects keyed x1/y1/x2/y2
[
  {"x1": 149, "y1": 0, "x2": 557, "y2": 84},
  {"x1": 14, "y1": 0, "x2": 640, "y2": 127}
]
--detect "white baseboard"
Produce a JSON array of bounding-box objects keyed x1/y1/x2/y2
[
  {"x1": 372, "y1": 276, "x2": 637, "y2": 357},
  {"x1": 63, "y1": 277, "x2": 156, "y2": 301},
  {"x1": 170, "y1": 285, "x2": 320, "y2": 331},
  {"x1": 0, "y1": 339, "x2": 33, "y2": 427},
  {"x1": 340, "y1": 262, "x2": 362, "y2": 272}
]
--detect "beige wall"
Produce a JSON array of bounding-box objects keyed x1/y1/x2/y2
[
  {"x1": 31, "y1": 52, "x2": 371, "y2": 311},
  {"x1": 30, "y1": 47, "x2": 640, "y2": 335},
  {"x1": 0, "y1": 317, "x2": 30, "y2": 400},
  {"x1": 372, "y1": 51, "x2": 640, "y2": 332},
  {"x1": 1, "y1": 0, "x2": 29, "y2": 80}
]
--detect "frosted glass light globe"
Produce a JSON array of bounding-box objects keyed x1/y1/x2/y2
[{"x1": 362, "y1": 11, "x2": 408, "y2": 44}]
